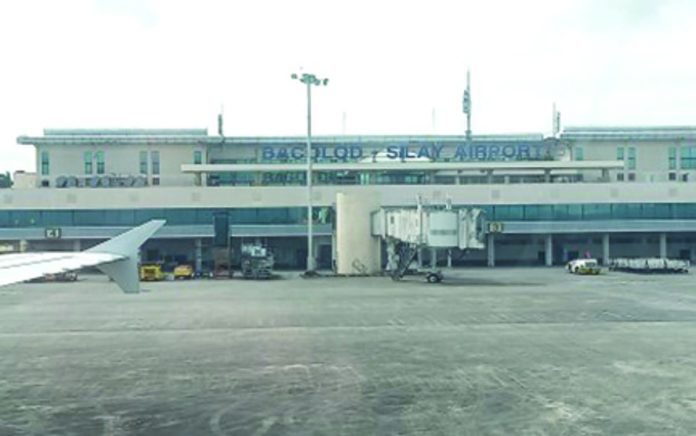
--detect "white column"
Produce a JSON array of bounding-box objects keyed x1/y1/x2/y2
[
  {"x1": 487, "y1": 233, "x2": 495, "y2": 267},
  {"x1": 447, "y1": 249, "x2": 452, "y2": 268},
  {"x1": 417, "y1": 248, "x2": 424, "y2": 268},
  {"x1": 602, "y1": 234, "x2": 610, "y2": 266},
  {"x1": 545, "y1": 234, "x2": 553, "y2": 266},
  {"x1": 72, "y1": 239, "x2": 81, "y2": 252},
  {"x1": 195, "y1": 238, "x2": 203, "y2": 273},
  {"x1": 659, "y1": 233, "x2": 667, "y2": 258},
  {"x1": 430, "y1": 247, "x2": 437, "y2": 268}
]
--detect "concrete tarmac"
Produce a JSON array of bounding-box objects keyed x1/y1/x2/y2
[{"x1": 2, "y1": 268, "x2": 696, "y2": 435}]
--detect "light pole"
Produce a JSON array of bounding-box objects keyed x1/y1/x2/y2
[{"x1": 291, "y1": 72, "x2": 329, "y2": 272}]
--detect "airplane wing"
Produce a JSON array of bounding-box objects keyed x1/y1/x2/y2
[{"x1": 0, "y1": 220, "x2": 165, "y2": 293}]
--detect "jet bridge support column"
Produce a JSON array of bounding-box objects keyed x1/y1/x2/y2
[
  {"x1": 195, "y1": 238, "x2": 203, "y2": 274},
  {"x1": 602, "y1": 234, "x2": 610, "y2": 266},
  {"x1": 487, "y1": 234, "x2": 496, "y2": 267},
  {"x1": 545, "y1": 234, "x2": 553, "y2": 266},
  {"x1": 659, "y1": 233, "x2": 667, "y2": 258}
]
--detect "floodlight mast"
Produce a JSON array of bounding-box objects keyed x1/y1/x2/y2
[{"x1": 291, "y1": 72, "x2": 329, "y2": 272}]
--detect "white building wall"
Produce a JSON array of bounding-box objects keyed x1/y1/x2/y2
[{"x1": 36, "y1": 143, "x2": 203, "y2": 187}]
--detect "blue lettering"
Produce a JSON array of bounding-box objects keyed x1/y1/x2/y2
[
  {"x1": 454, "y1": 145, "x2": 468, "y2": 161},
  {"x1": 417, "y1": 146, "x2": 430, "y2": 159},
  {"x1": 533, "y1": 144, "x2": 545, "y2": 158},
  {"x1": 488, "y1": 145, "x2": 500, "y2": 160},
  {"x1": 262, "y1": 147, "x2": 275, "y2": 160},
  {"x1": 335, "y1": 146, "x2": 348, "y2": 160},
  {"x1": 475, "y1": 145, "x2": 487, "y2": 160},
  {"x1": 350, "y1": 145, "x2": 363, "y2": 160},
  {"x1": 291, "y1": 146, "x2": 304, "y2": 160},
  {"x1": 276, "y1": 147, "x2": 289, "y2": 160},
  {"x1": 431, "y1": 144, "x2": 444, "y2": 160},
  {"x1": 518, "y1": 144, "x2": 530, "y2": 159},
  {"x1": 386, "y1": 146, "x2": 399, "y2": 159},
  {"x1": 502, "y1": 145, "x2": 516, "y2": 159}
]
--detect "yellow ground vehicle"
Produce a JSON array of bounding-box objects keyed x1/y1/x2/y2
[
  {"x1": 140, "y1": 264, "x2": 164, "y2": 281},
  {"x1": 174, "y1": 264, "x2": 194, "y2": 280},
  {"x1": 567, "y1": 258, "x2": 601, "y2": 275}
]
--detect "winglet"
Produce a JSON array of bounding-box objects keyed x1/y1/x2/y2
[{"x1": 88, "y1": 220, "x2": 165, "y2": 293}]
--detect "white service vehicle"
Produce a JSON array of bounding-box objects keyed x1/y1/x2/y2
[{"x1": 566, "y1": 258, "x2": 601, "y2": 275}]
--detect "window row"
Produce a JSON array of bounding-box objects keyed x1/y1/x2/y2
[
  {"x1": 3, "y1": 203, "x2": 696, "y2": 228},
  {"x1": 0, "y1": 207, "x2": 321, "y2": 227}
]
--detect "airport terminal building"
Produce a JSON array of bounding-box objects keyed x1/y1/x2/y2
[{"x1": 4, "y1": 125, "x2": 696, "y2": 271}]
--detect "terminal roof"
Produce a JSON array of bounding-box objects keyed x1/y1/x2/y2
[{"x1": 561, "y1": 126, "x2": 696, "y2": 141}]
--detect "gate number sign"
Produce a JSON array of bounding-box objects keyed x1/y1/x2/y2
[{"x1": 45, "y1": 228, "x2": 62, "y2": 239}]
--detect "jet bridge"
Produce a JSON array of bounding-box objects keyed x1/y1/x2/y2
[{"x1": 371, "y1": 198, "x2": 486, "y2": 282}]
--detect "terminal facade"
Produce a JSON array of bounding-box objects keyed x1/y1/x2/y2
[{"x1": 3, "y1": 125, "x2": 696, "y2": 270}]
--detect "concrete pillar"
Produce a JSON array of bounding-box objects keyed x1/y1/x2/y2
[
  {"x1": 545, "y1": 234, "x2": 553, "y2": 266},
  {"x1": 456, "y1": 170, "x2": 461, "y2": 185},
  {"x1": 72, "y1": 239, "x2": 81, "y2": 252},
  {"x1": 430, "y1": 248, "x2": 437, "y2": 268},
  {"x1": 417, "y1": 248, "x2": 424, "y2": 268},
  {"x1": 487, "y1": 233, "x2": 495, "y2": 267},
  {"x1": 335, "y1": 192, "x2": 382, "y2": 275},
  {"x1": 313, "y1": 237, "x2": 323, "y2": 269},
  {"x1": 447, "y1": 249, "x2": 452, "y2": 268},
  {"x1": 19, "y1": 240, "x2": 28, "y2": 253},
  {"x1": 486, "y1": 170, "x2": 493, "y2": 184},
  {"x1": 195, "y1": 238, "x2": 203, "y2": 273},
  {"x1": 659, "y1": 232, "x2": 667, "y2": 258},
  {"x1": 544, "y1": 169, "x2": 551, "y2": 183},
  {"x1": 602, "y1": 234, "x2": 610, "y2": 266}
]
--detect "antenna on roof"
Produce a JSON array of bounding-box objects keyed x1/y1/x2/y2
[
  {"x1": 217, "y1": 105, "x2": 224, "y2": 137},
  {"x1": 552, "y1": 103, "x2": 561, "y2": 137},
  {"x1": 463, "y1": 69, "x2": 472, "y2": 143}
]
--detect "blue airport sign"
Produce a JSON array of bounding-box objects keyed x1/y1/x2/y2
[{"x1": 261, "y1": 142, "x2": 562, "y2": 162}]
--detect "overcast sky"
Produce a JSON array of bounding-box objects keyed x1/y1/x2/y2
[{"x1": 1, "y1": 0, "x2": 695, "y2": 172}]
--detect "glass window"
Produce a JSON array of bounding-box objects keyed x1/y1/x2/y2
[
  {"x1": 84, "y1": 151, "x2": 93, "y2": 174},
  {"x1": 493, "y1": 205, "x2": 523, "y2": 220},
  {"x1": 524, "y1": 205, "x2": 553, "y2": 220},
  {"x1": 0, "y1": 211, "x2": 10, "y2": 226},
  {"x1": 151, "y1": 151, "x2": 160, "y2": 175},
  {"x1": 194, "y1": 151, "x2": 202, "y2": 165},
  {"x1": 73, "y1": 210, "x2": 105, "y2": 226},
  {"x1": 616, "y1": 147, "x2": 624, "y2": 161},
  {"x1": 165, "y1": 209, "x2": 196, "y2": 225},
  {"x1": 40, "y1": 151, "x2": 50, "y2": 176},
  {"x1": 139, "y1": 151, "x2": 148, "y2": 174},
  {"x1": 680, "y1": 146, "x2": 696, "y2": 170},
  {"x1": 135, "y1": 209, "x2": 166, "y2": 224},
  {"x1": 103, "y1": 210, "x2": 136, "y2": 226},
  {"x1": 583, "y1": 204, "x2": 611, "y2": 220},
  {"x1": 669, "y1": 147, "x2": 677, "y2": 170},
  {"x1": 96, "y1": 151, "x2": 105, "y2": 174},
  {"x1": 574, "y1": 147, "x2": 584, "y2": 161},
  {"x1": 627, "y1": 147, "x2": 636, "y2": 170},
  {"x1": 42, "y1": 211, "x2": 73, "y2": 226},
  {"x1": 12, "y1": 211, "x2": 41, "y2": 226}
]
